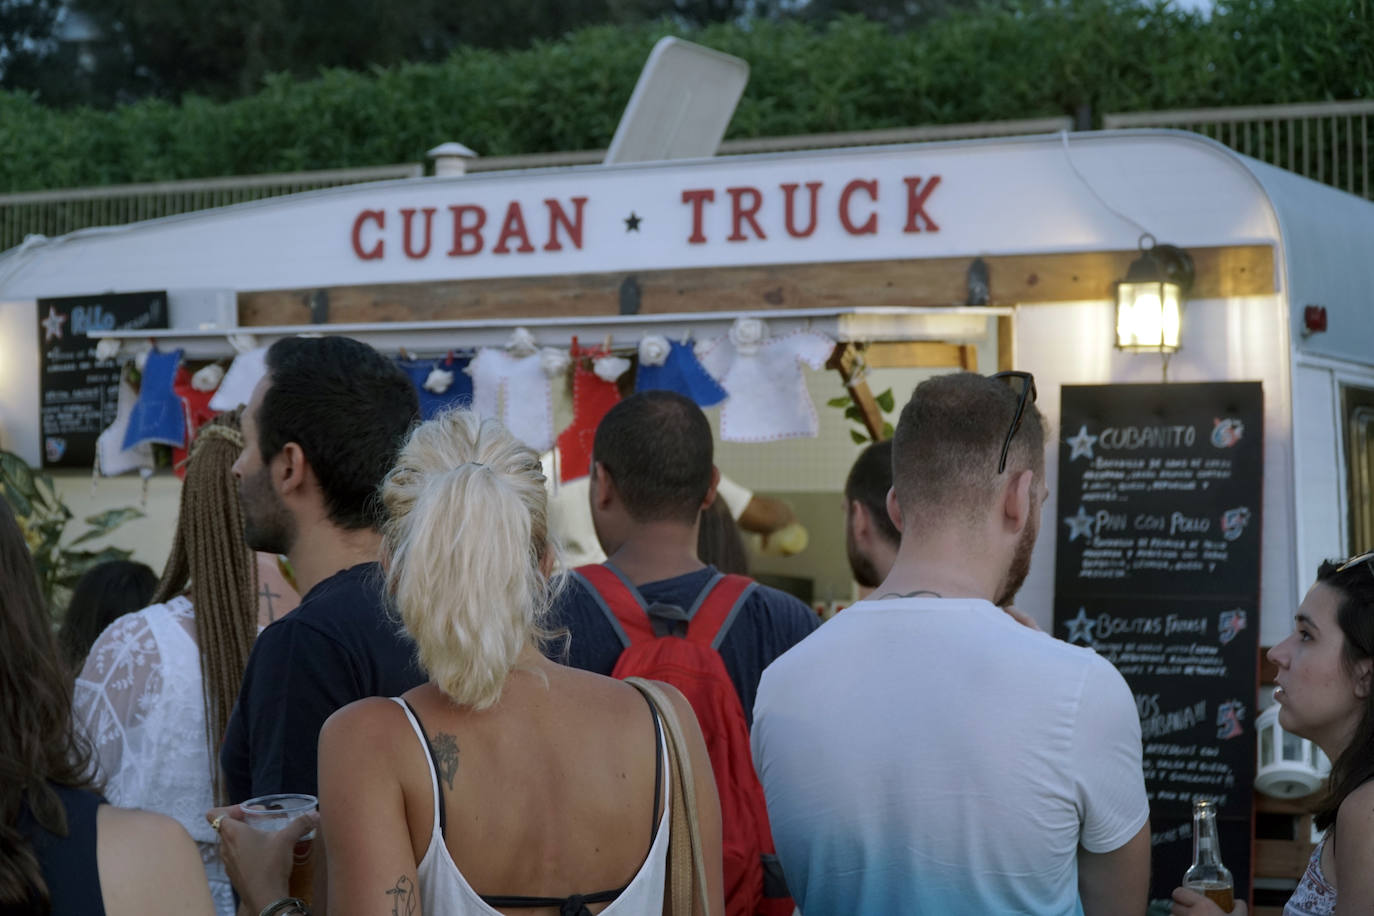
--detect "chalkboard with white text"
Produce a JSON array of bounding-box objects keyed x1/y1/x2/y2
[
  {"x1": 37, "y1": 292, "x2": 168, "y2": 469},
  {"x1": 1052, "y1": 382, "x2": 1262, "y2": 905}
]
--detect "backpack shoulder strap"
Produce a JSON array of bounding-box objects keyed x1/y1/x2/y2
[
  {"x1": 684, "y1": 573, "x2": 758, "y2": 650},
  {"x1": 571, "y1": 563, "x2": 654, "y2": 648}
]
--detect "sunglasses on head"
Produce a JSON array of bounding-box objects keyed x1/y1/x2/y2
[
  {"x1": 1336, "y1": 550, "x2": 1374, "y2": 575},
  {"x1": 990, "y1": 371, "x2": 1038, "y2": 475}
]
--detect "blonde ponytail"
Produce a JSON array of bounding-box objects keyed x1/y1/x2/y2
[{"x1": 381, "y1": 410, "x2": 553, "y2": 709}]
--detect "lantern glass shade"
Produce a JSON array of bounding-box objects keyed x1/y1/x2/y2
[{"x1": 1116, "y1": 279, "x2": 1183, "y2": 351}]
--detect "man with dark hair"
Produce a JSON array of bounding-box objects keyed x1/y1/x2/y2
[
  {"x1": 843, "y1": 440, "x2": 900, "y2": 591},
  {"x1": 221, "y1": 336, "x2": 423, "y2": 802},
  {"x1": 548, "y1": 390, "x2": 819, "y2": 724},
  {"x1": 753, "y1": 372, "x2": 1151, "y2": 916}
]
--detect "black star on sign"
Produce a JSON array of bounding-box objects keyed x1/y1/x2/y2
[{"x1": 624, "y1": 211, "x2": 642, "y2": 232}]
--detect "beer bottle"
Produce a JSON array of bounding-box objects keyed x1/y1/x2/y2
[{"x1": 1183, "y1": 799, "x2": 1235, "y2": 913}]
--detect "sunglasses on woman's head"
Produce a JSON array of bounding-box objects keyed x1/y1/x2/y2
[{"x1": 990, "y1": 371, "x2": 1037, "y2": 475}]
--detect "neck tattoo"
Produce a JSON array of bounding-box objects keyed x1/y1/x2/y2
[{"x1": 873, "y1": 589, "x2": 943, "y2": 600}]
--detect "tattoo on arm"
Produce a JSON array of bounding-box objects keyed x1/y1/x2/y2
[
  {"x1": 432, "y1": 733, "x2": 460, "y2": 790},
  {"x1": 386, "y1": 875, "x2": 417, "y2": 916},
  {"x1": 872, "y1": 589, "x2": 943, "y2": 600}
]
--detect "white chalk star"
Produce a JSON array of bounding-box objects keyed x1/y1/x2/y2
[
  {"x1": 1064, "y1": 607, "x2": 1095, "y2": 644},
  {"x1": 1064, "y1": 505, "x2": 1095, "y2": 542},
  {"x1": 1066, "y1": 424, "x2": 1098, "y2": 461},
  {"x1": 41, "y1": 306, "x2": 67, "y2": 342}
]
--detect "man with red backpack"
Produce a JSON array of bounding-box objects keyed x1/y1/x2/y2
[{"x1": 547, "y1": 391, "x2": 819, "y2": 916}]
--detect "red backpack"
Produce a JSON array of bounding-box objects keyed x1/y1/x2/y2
[{"x1": 571, "y1": 564, "x2": 793, "y2": 916}]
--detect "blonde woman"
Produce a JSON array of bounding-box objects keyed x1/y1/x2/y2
[{"x1": 294, "y1": 410, "x2": 722, "y2": 916}]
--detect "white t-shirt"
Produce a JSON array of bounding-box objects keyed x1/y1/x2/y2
[{"x1": 751, "y1": 596, "x2": 1149, "y2": 916}]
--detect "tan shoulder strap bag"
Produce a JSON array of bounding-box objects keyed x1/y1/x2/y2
[{"x1": 626, "y1": 677, "x2": 713, "y2": 916}]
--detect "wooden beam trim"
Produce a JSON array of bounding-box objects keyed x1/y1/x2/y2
[{"x1": 237, "y1": 245, "x2": 1276, "y2": 328}]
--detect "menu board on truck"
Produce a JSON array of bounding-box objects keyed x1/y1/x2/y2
[
  {"x1": 1053, "y1": 382, "x2": 1263, "y2": 904},
  {"x1": 37, "y1": 292, "x2": 168, "y2": 469}
]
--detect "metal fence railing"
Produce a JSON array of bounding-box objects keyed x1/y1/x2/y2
[
  {"x1": 4, "y1": 104, "x2": 1372, "y2": 251},
  {"x1": 1103, "y1": 100, "x2": 1374, "y2": 200},
  {"x1": 0, "y1": 163, "x2": 423, "y2": 251}
]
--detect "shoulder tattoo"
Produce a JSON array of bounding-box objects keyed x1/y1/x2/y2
[{"x1": 432, "y1": 733, "x2": 460, "y2": 790}]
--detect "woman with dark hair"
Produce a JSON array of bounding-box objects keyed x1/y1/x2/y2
[
  {"x1": 0, "y1": 497, "x2": 213, "y2": 915},
  {"x1": 697, "y1": 498, "x2": 750, "y2": 576},
  {"x1": 57, "y1": 559, "x2": 157, "y2": 672},
  {"x1": 1173, "y1": 555, "x2": 1374, "y2": 916},
  {"x1": 74, "y1": 409, "x2": 296, "y2": 914}
]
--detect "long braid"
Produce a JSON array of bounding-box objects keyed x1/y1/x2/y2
[{"x1": 151, "y1": 409, "x2": 257, "y2": 804}]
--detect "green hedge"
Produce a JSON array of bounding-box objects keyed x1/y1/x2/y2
[{"x1": 1, "y1": 0, "x2": 1370, "y2": 193}]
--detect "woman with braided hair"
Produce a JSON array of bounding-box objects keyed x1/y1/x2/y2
[{"x1": 74, "y1": 408, "x2": 297, "y2": 915}]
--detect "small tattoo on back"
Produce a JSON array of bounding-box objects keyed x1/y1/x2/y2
[{"x1": 432, "y1": 733, "x2": 460, "y2": 790}]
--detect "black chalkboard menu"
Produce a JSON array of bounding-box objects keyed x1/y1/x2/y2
[
  {"x1": 37, "y1": 292, "x2": 168, "y2": 469},
  {"x1": 1053, "y1": 382, "x2": 1262, "y2": 906}
]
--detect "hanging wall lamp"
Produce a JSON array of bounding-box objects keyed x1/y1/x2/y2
[{"x1": 1115, "y1": 234, "x2": 1194, "y2": 352}]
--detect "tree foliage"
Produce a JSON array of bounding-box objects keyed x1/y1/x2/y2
[
  {"x1": 0, "y1": 0, "x2": 59, "y2": 90},
  {"x1": 0, "y1": 0, "x2": 1370, "y2": 193}
]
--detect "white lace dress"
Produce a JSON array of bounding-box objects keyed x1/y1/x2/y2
[{"x1": 73, "y1": 597, "x2": 236, "y2": 915}]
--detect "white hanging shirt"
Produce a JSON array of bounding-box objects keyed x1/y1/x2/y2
[
  {"x1": 697, "y1": 330, "x2": 834, "y2": 442},
  {"x1": 209, "y1": 346, "x2": 268, "y2": 412},
  {"x1": 467, "y1": 349, "x2": 555, "y2": 453},
  {"x1": 96, "y1": 377, "x2": 155, "y2": 476}
]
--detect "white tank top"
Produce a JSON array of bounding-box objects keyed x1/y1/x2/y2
[{"x1": 390, "y1": 697, "x2": 671, "y2": 916}]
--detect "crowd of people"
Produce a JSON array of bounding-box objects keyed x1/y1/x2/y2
[{"x1": 3, "y1": 334, "x2": 1373, "y2": 916}]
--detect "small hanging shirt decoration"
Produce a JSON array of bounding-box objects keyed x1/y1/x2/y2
[
  {"x1": 468, "y1": 348, "x2": 556, "y2": 452},
  {"x1": 170, "y1": 366, "x2": 220, "y2": 478},
  {"x1": 122, "y1": 348, "x2": 187, "y2": 450},
  {"x1": 556, "y1": 338, "x2": 622, "y2": 482},
  {"x1": 697, "y1": 319, "x2": 835, "y2": 442},
  {"x1": 398, "y1": 355, "x2": 473, "y2": 421},
  {"x1": 635, "y1": 336, "x2": 728, "y2": 408},
  {"x1": 210, "y1": 346, "x2": 269, "y2": 412},
  {"x1": 96, "y1": 376, "x2": 155, "y2": 477}
]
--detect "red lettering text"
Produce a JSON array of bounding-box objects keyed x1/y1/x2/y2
[
  {"x1": 727, "y1": 186, "x2": 766, "y2": 242},
  {"x1": 351, "y1": 209, "x2": 385, "y2": 260},
  {"x1": 543, "y1": 197, "x2": 588, "y2": 252},
  {"x1": 493, "y1": 202, "x2": 535, "y2": 254},
  {"x1": 903, "y1": 176, "x2": 941, "y2": 233},
  {"x1": 781, "y1": 182, "x2": 822, "y2": 238},
  {"x1": 840, "y1": 180, "x2": 879, "y2": 235},
  {"x1": 682, "y1": 188, "x2": 715, "y2": 244},
  {"x1": 448, "y1": 205, "x2": 487, "y2": 256},
  {"x1": 400, "y1": 207, "x2": 436, "y2": 259}
]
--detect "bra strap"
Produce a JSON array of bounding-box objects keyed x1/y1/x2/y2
[
  {"x1": 478, "y1": 691, "x2": 666, "y2": 914},
  {"x1": 388, "y1": 697, "x2": 447, "y2": 840}
]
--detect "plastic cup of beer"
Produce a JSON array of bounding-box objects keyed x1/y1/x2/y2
[{"x1": 241, "y1": 793, "x2": 318, "y2": 903}]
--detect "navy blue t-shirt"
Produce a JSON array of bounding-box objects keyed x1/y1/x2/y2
[
  {"x1": 548, "y1": 565, "x2": 820, "y2": 726},
  {"x1": 221, "y1": 562, "x2": 425, "y2": 802}
]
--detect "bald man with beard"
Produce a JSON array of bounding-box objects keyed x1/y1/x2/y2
[{"x1": 752, "y1": 371, "x2": 1151, "y2": 916}]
